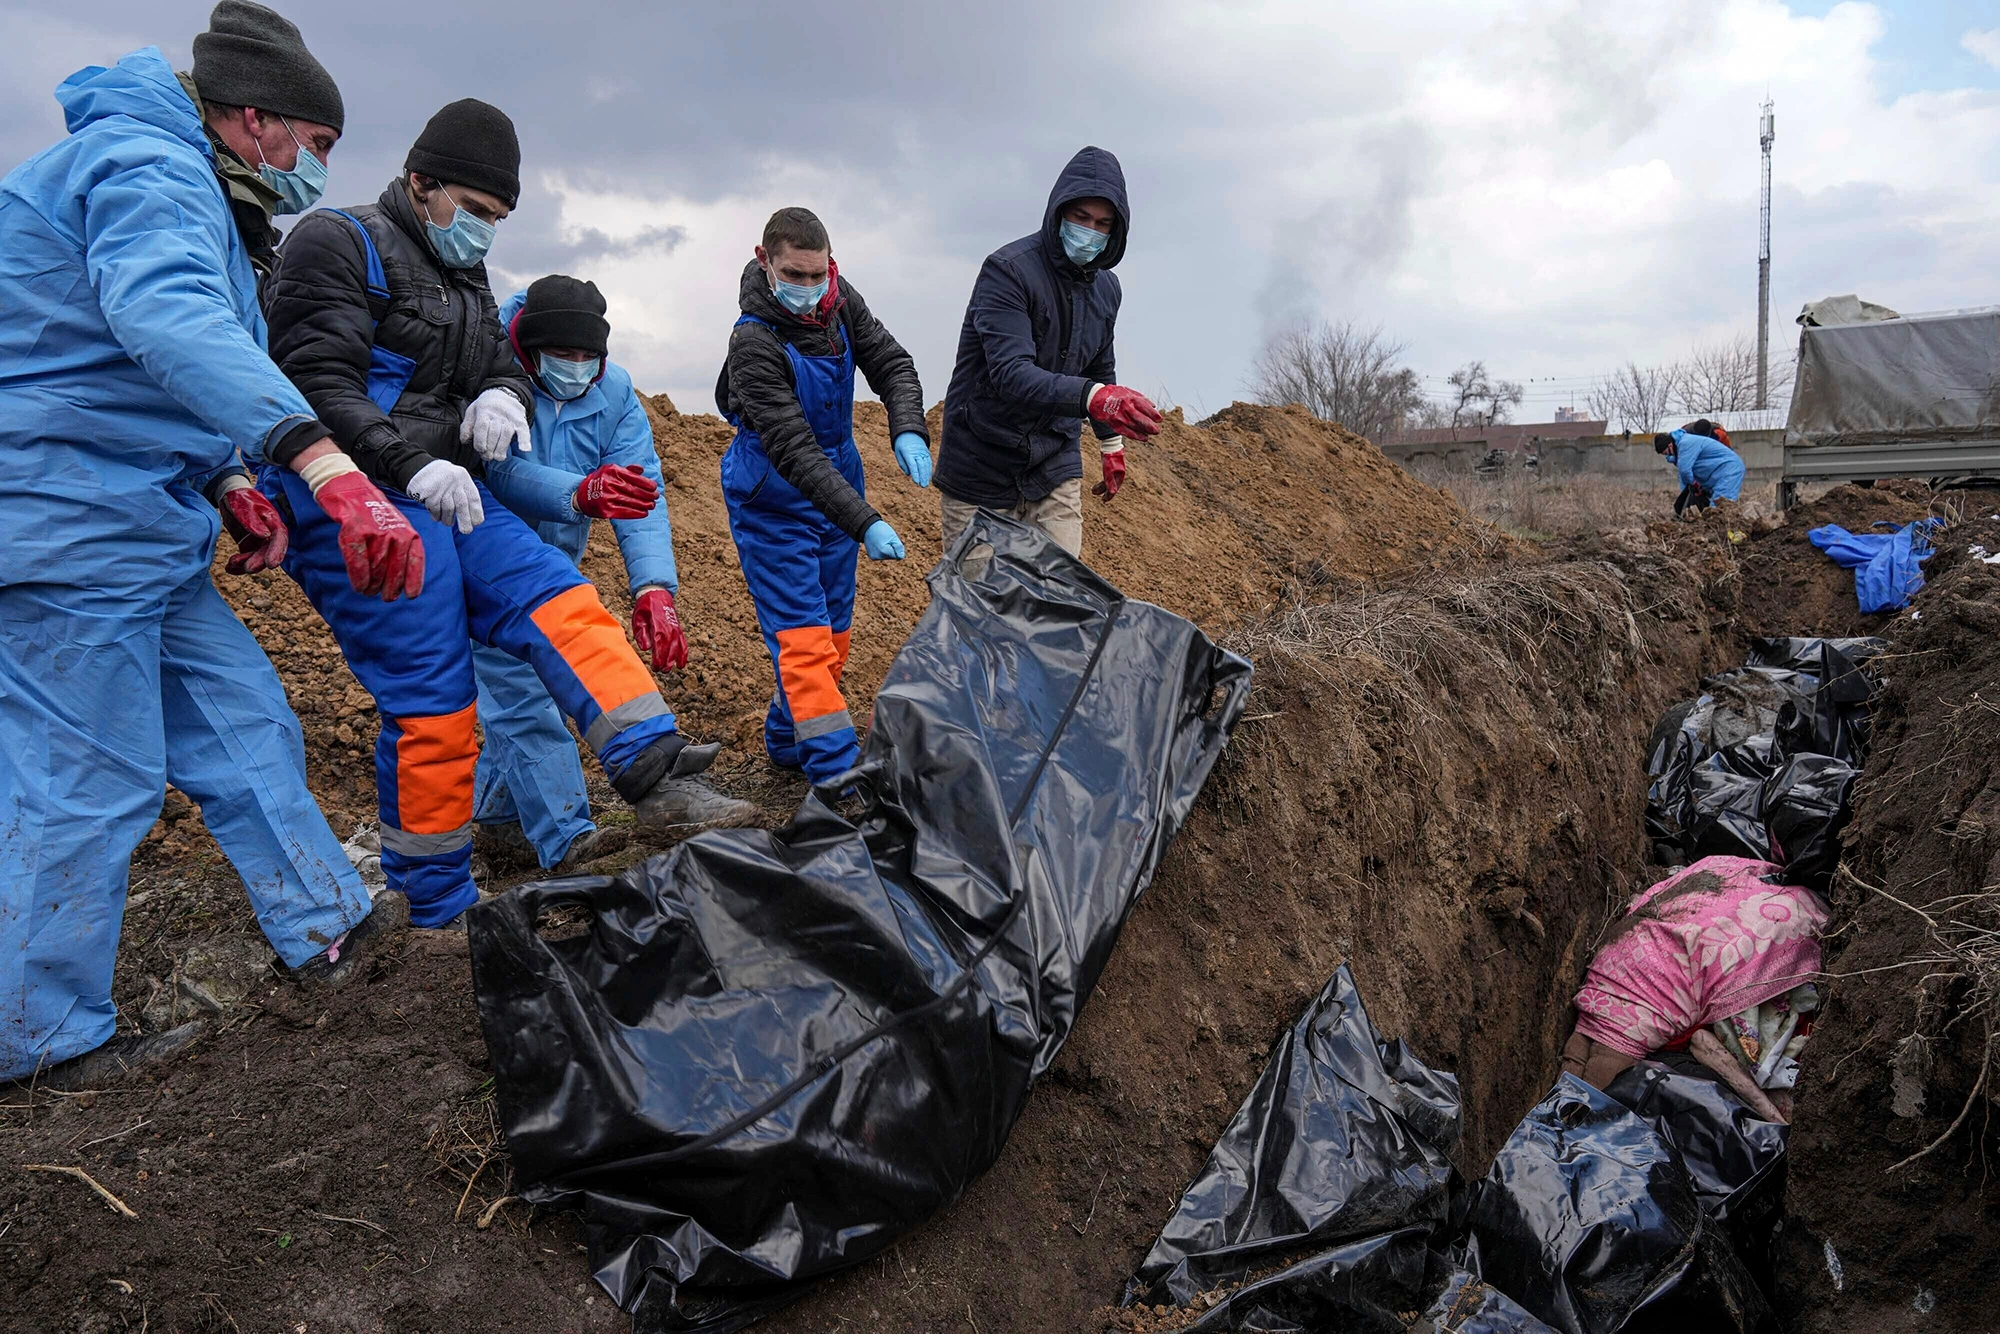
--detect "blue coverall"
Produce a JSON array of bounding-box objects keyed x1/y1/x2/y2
[
  {"x1": 0, "y1": 49, "x2": 371, "y2": 1078},
  {"x1": 721, "y1": 317, "x2": 864, "y2": 786},
  {"x1": 1670, "y1": 429, "x2": 1746, "y2": 502},
  {"x1": 471, "y1": 290, "x2": 680, "y2": 868}
]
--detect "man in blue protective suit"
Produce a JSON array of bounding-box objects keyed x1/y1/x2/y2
[
  {"x1": 0, "y1": 3, "x2": 427, "y2": 1086},
  {"x1": 473, "y1": 276, "x2": 690, "y2": 872},
  {"x1": 936, "y1": 146, "x2": 1163, "y2": 558},
  {"x1": 1655, "y1": 425, "x2": 1747, "y2": 514},
  {"x1": 264, "y1": 103, "x2": 755, "y2": 930},
  {"x1": 716, "y1": 207, "x2": 931, "y2": 787}
]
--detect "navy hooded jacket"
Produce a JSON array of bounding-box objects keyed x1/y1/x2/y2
[{"x1": 936, "y1": 147, "x2": 1127, "y2": 507}]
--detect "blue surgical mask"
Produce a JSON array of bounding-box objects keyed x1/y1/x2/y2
[
  {"x1": 771, "y1": 273, "x2": 827, "y2": 315},
  {"x1": 538, "y1": 353, "x2": 600, "y2": 401},
  {"x1": 255, "y1": 116, "x2": 327, "y2": 215},
  {"x1": 423, "y1": 189, "x2": 497, "y2": 269},
  {"x1": 1059, "y1": 218, "x2": 1109, "y2": 266}
]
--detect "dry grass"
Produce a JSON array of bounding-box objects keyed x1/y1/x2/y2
[
  {"x1": 1226, "y1": 561, "x2": 1658, "y2": 737},
  {"x1": 1410, "y1": 464, "x2": 1665, "y2": 539}
]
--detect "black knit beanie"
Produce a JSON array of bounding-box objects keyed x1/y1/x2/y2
[
  {"x1": 191, "y1": 1, "x2": 343, "y2": 131},
  {"x1": 1654, "y1": 432, "x2": 1675, "y2": 454},
  {"x1": 516, "y1": 276, "x2": 610, "y2": 355},
  {"x1": 405, "y1": 100, "x2": 521, "y2": 208}
]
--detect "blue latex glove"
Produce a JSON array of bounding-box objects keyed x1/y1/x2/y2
[
  {"x1": 892, "y1": 431, "x2": 933, "y2": 487},
  {"x1": 862, "y1": 519, "x2": 905, "y2": 561}
]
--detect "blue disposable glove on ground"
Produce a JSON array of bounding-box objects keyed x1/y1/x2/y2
[
  {"x1": 892, "y1": 432, "x2": 933, "y2": 487},
  {"x1": 863, "y1": 519, "x2": 906, "y2": 561}
]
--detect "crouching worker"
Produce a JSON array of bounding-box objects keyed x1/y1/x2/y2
[
  {"x1": 1656, "y1": 421, "x2": 1745, "y2": 515},
  {"x1": 263, "y1": 101, "x2": 751, "y2": 929},
  {"x1": 717, "y1": 207, "x2": 931, "y2": 786},
  {"x1": 0, "y1": 7, "x2": 416, "y2": 1083},
  {"x1": 472, "y1": 276, "x2": 699, "y2": 871}
]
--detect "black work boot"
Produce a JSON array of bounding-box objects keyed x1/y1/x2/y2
[
  {"x1": 20, "y1": 1021, "x2": 208, "y2": 1093},
  {"x1": 287, "y1": 893, "x2": 411, "y2": 985},
  {"x1": 633, "y1": 777, "x2": 760, "y2": 830}
]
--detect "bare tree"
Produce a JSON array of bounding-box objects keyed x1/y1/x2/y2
[
  {"x1": 1249, "y1": 320, "x2": 1426, "y2": 444},
  {"x1": 1677, "y1": 333, "x2": 1793, "y2": 414},
  {"x1": 1587, "y1": 361, "x2": 1683, "y2": 433},
  {"x1": 1440, "y1": 361, "x2": 1525, "y2": 431}
]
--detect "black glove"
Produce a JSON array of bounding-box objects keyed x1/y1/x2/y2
[{"x1": 1673, "y1": 484, "x2": 1694, "y2": 517}]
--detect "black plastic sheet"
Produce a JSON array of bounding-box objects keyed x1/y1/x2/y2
[
  {"x1": 1759, "y1": 754, "x2": 1860, "y2": 890},
  {"x1": 1160, "y1": 1227, "x2": 1436, "y2": 1333},
  {"x1": 1644, "y1": 641, "x2": 1876, "y2": 879},
  {"x1": 468, "y1": 512, "x2": 1251, "y2": 1333},
  {"x1": 1124, "y1": 964, "x2": 1462, "y2": 1309},
  {"x1": 1606, "y1": 1058, "x2": 1789, "y2": 1293},
  {"x1": 1460, "y1": 1076, "x2": 1775, "y2": 1334}
]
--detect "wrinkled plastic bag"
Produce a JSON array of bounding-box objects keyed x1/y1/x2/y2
[
  {"x1": 1759, "y1": 754, "x2": 1859, "y2": 890},
  {"x1": 1808, "y1": 519, "x2": 1939, "y2": 613},
  {"x1": 1414, "y1": 1268, "x2": 1561, "y2": 1334},
  {"x1": 1606, "y1": 1058, "x2": 1789, "y2": 1294},
  {"x1": 1124, "y1": 964, "x2": 1461, "y2": 1309},
  {"x1": 468, "y1": 512, "x2": 1251, "y2": 1333},
  {"x1": 1460, "y1": 1076, "x2": 1775, "y2": 1334},
  {"x1": 1742, "y1": 636, "x2": 1885, "y2": 672},
  {"x1": 1643, "y1": 668, "x2": 1819, "y2": 853}
]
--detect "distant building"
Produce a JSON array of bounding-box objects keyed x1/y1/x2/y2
[
  {"x1": 1554, "y1": 405, "x2": 1588, "y2": 423},
  {"x1": 1383, "y1": 419, "x2": 1609, "y2": 451}
]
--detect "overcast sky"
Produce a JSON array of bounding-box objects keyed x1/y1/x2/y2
[{"x1": 5, "y1": 0, "x2": 1997, "y2": 422}]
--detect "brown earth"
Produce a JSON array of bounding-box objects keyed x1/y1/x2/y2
[
  {"x1": 3, "y1": 405, "x2": 1962, "y2": 1333},
  {"x1": 1775, "y1": 514, "x2": 2000, "y2": 1332}
]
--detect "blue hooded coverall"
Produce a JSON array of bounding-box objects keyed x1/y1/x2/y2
[
  {"x1": 1669, "y1": 428, "x2": 1746, "y2": 502},
  {"x1": 472, "y1": 290, "x2": 679, "y2": 867},
  {"x1": 0, "y1": 49, "x2": 371, "y2": 1079},
  {"x1": 721, "y1": 319, "x2": 864, "y2": 786}
]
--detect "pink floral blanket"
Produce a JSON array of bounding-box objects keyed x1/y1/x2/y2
[{"x1": 1573, "y1": 856, "x2": 1829, "y2": 1059}]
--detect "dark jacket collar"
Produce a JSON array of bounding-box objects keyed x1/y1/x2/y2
[{"x1": 736, "y1": 257, "x2": 845, "y2": 334}]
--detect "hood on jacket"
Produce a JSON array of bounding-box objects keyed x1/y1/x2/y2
[
  {"x1": 736, "y1": 257, "x2": 845, "y2": 331},
  {"x1": 56, "y1": 47, "x2": 208, "y2": 158},
  {"x1": 1040, "y1": 145, "x2": 1129, "y2": 276}
]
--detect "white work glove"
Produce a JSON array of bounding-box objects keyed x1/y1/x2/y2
[
  {"x1": 460, "y1": 387, "x2": 529, "y2": 463},
  {"x1": 405, "y1": 458, "x2": 484, "y2": 534}
]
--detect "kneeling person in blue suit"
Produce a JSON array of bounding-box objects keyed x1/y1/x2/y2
[
  {"x1": 1655, "y1": 425, "x2": 1745, "y2": 513},
  {"x1": 476, "y1": 276, "x2": 690, "y2": 870}
]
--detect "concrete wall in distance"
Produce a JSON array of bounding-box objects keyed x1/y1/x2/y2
[{"x1": 1380, "y1": 429, "x2": 1783, "y2": 499}]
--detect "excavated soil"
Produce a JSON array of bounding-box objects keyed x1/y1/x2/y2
[
  {"x1": 1774, "y1": 515, "x2": 2000, "y2": 1332},
  {"x1": 3, "y1": 403, "x2": 1952, "y2": 1333}
]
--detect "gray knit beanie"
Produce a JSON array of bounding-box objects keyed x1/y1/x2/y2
[{"x1": 191, "y1": 1, "x2": 344, "y2": 132}]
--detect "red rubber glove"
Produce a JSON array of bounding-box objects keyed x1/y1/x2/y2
[
  {"x1": 1093, "y1": 447, "x2": 1127, "y2": 503},
  {"x1": 218, "y1": 483, "x2": 288, "y2": 574},
  {"x1": 314, "y1": 471, "x2": 425, "y2": 600},
  {"x1": 575, "y1": 464, "x2": 658, "y2": 520},
  {"x1": 632, "y1": 587, "x2": 688, "y2": 671},
  {"x1": 1087, "y1": 384, "x2": 1164, "y2": 441}
]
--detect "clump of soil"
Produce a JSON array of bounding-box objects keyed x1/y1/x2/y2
[{"x1": 1776, "y1": 514, "x2": 2000, "y2": 1332}]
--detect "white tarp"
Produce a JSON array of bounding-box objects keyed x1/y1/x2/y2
[{"x1": 1786, "y1": 305, "x2": 2000, "y2": 446}]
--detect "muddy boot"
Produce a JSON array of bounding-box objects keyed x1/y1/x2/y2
[
  {"x1": 287, "y1": 892, "x2": 410, "y2": 985},
  {"x1": 23, "y1": 1021, "x2": 208, "y2": 1093},
  {"x1": 633, "y1": 776, "x2": 760, "y2": 830},
  {"x1": 553, "y1": 826, "x2": 627, "y2": 873}
]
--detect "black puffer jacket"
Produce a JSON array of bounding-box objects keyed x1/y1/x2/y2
[
  {"x1": 714, "y1": 259, "x2": 927, "y2": 541},
  {"x1": 936, "y1": 147, "x2": 1126, "y2": 507},
  {"x1": 264, "y1": 179, "x2": 532, "y2": 490}
]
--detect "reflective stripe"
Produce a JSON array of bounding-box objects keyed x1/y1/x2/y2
[
  {"x1": 584, "y1": 691, "x2": 673, "y2": 753},
  {"x1": 793, "y1": 709, "x2": 854, "y2": 742},
  {"x1": 379, "y1": 821, "x2": 474, "y2": 857}
]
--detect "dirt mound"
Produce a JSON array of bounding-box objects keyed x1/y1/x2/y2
[
  {"x1": 1777, "y1": 514, "x2": 2000, "y2": 1331},
  {"x1": 1734, "y1": 481, "x2": 1936, "y2": 639}
]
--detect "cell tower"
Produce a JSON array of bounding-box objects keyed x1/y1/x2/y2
[{"x1": 1757, "y1": 99, "x2": 1774, "y2": 410}]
